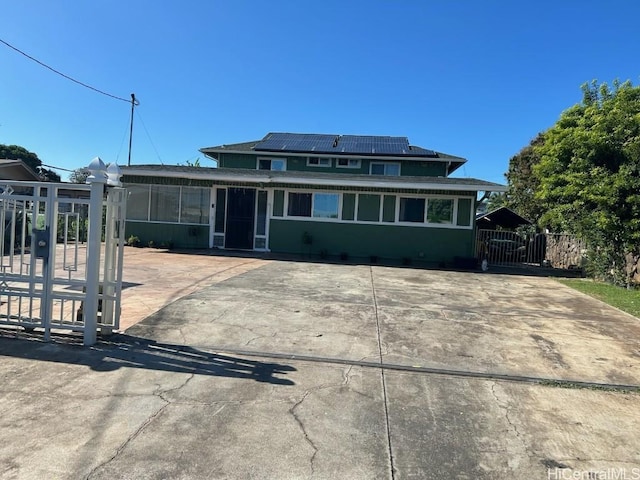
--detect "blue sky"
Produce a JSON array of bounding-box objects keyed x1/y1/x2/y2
[{"x1": 1, "y1": 1, "x2": 639, "y2": 184}]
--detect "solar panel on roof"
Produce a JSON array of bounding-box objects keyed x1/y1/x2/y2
[
  {"x1": 255, "y1": 133, "x2": 337, "y2": 153},
  {"x1": 337, "y1": 135, "x2": 409, "y2": 154},
  {"x1": 254, "y1": 132, "x2": 437, "y2": 157}
]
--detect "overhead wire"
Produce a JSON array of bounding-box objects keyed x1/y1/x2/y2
[
  {"x1": 135, "y1": 108, "x2": 164, "y2": 165},
  {"x1": 0, "y1": 37, "x2": 131, "y2": 103}
]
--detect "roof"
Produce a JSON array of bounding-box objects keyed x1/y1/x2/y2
[
  {"x1": 476, "y1": 207, "x2": 532, "y2": 229},
  {"x1": 0, "y1": 159, "x2": 42, "y2": 181},
  {"x1": 200, "y1": 132, "x2": 467, "y2": 175},
  {"x1": 121, "y1": 165, "x2": 506, "y2": 193}
]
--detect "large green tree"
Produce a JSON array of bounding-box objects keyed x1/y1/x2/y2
[
  {"x1": 0, "y1": 144, "x2": 61, "y2": 182},
  {"x1": 532, "y1": 80, "x2": 640, "y2": 286},
  {"x1": 503, "y1": 134, "x2": 545, "y2": 222}
]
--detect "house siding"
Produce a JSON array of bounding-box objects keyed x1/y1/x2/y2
[
  {"x1": 125, "y1": 221, "x2": 209, "y2": 248},
  {"x1": 269, "y1": 219, "x2": 474, "y2": 263},
  {"x1": 219, "y1": 153, "x2": 448, "y2": 178}
]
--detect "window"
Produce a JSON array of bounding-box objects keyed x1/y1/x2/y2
[
  {"x1": 214, "y1": 189, "x2": 226, "y2": 233},
  {"x1": 337, "y1": 158, "x2": 361, "y2": 169},
  {"x1": 313, "y1": 193, "x2": 339, "y2": 218},
  {"x1": 126, "y1": 184, "x2": 210, "y2": 225},
  {"x1": 370, "y1": 162, "x2": 400, "y2": 176},
  {"x1": 427, "y1": 198, "x2": 454, "y2": 224},
  {"x1": 307, "y1": 157, "x2": 332, "y2": 167},
  {"x1": 150, "y1": 185, "x2": 180, "y2": 222},
  {"x1": 258, "y1": 158, "x2": 286, "y2": 171},
  {"x1": 287, "y1": 192, "x2": 340, "y2": 219},
  {"x1": 181, "y1": 187, "x2": 210, "y2": 224},
  {"x1": 288, "y1": 193, "x2": 312, "y2": 217},
  {"x1": 398, "y1": 197, "x2": 454, "y2": 224},
  {"x1": 127, "y1": 185, "x2": 150, "y2": 221},
  {"x1": 399, "y1": 198, "x2": 425, "y2": 223},
  {"x1": 256, "y1": 190, "x2": 268, "y2": 236}
]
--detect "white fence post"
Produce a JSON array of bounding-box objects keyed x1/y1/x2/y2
[{"x1": 83, "y1": 158, "x2": 107, "y2": 346}]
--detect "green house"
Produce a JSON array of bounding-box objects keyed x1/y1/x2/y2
[{"x1": 121, "y1": 132, "x2": 505, "y2": 264}]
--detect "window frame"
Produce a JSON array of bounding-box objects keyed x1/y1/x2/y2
[
  {"x1": 277, "y1": 189, "x2": 471, "y2": 229},
  {"x1": 257, "y1": 157, "x2": 287, "y2": 171},
  {"x1": 285, "y1": 191, "x2": 342, "y2": 221},
  {"x1": 306, "y1": 157, "x2": 332, "y2": 168},
  {"x1": 336, "y1": 158, "x2": 361, "y2": 169},
  {"x1": 370, "y1": 162, "x2": 401, "y2": 176},
  {"x1": 395, "y1": 194, "x2": 457, "y2": 226},
  {"x1": 125, "y1": 184, "x2": 210, "y2": 226}
]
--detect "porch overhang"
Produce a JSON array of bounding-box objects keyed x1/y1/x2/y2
[{"x1": 122, "y1": 166, "x2": 506, "y2": 193}]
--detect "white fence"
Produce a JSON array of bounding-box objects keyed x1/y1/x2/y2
[{"x1": 0, "y1": 166, "x2": 126, "y2": 346}]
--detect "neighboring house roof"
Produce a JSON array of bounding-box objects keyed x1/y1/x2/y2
[
  {"x1": 122, "y1": 165, "x2": 506, "y2": 193},
  {"x1": 476, "y1": 207, "x2": 532, "y2": 229},
  {"x1": 200, "y1": 132, "x2": 467, "y2": 175},
  {"x1": 0, "y1": 159, "x2": 42, "y2": 181}
]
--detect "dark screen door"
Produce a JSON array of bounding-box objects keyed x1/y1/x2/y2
[{"x1": 225, "y1": 188, "x2": 256, "y2": 250}]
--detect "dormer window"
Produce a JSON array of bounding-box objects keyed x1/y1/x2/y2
[
  {"x1": 307, "y1": 157, "x2": 332, "y2": 167},
  {"x1": 258, "y1": 158, "x2": 286, "y2": 171},
  {"x1": 370, "y1": 162, "x2": 400, "y2": 176}
]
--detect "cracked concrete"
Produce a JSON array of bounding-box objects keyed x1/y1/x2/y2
[{"x1": 2, "y1": 258, "x2": 640, "y2": 478}]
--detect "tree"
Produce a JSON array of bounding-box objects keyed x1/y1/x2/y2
[
  {"x1": 0, "y1": 144, "x2": 61, "y2": 182},
  {"x1": 485, "y1": 192, "x2": 508, "y2": 212},
  {"x1": 532, "y1": 80, "x2": 640, "y2": 286},
  {"x1": 69, "y1": 168, "x2": 90, "y2": 184},
  {"x1": 503, "y1": 134, "x2": 545, "y2": 222}
]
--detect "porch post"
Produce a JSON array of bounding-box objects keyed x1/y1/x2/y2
[{"x1": 83, "y1": 157, "x2": 107, "y2": 346}]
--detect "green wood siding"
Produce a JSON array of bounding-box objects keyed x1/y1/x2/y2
[
  {"x1": 357, "y1": 194, "x2": 380, "y2": 221},
  {"x1": 125, "y1": 221, "x2": 208, "y2": 248},
  {"x1": 217, "y1": 153, "x2": 447, "y2": 178},
  {"x1": 457, "y1": 198, "x2": 473, "y2": 226},
  {"x1": 219, "y1": 153, "x2": 258, "y2": 169},
  {"x1": 400, "y1": 161, "x2": 447, "y2": 177},
  {"x1": 273, "y1": 190, "x2": 285, "y2": 217},
  {"x1": 342, "y1": 193, "x2": 356, "y2": 220},
  {"x1": 382, "y1": 195, "x2": 396, "y2": 222},
  {"x1": 269, "y1": 220, "x2": 474, "y2": 263}
]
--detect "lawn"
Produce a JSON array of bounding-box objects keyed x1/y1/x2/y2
[{"x1": 557, "y1": 278, "x2": 640, "y2": 318}]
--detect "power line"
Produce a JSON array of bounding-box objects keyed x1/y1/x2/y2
[
  {"x1": 0, "y1": 37, "x2": 132, "y2": 103},
  {"x1": 135, "y1": 108, "x2": 164, "y2": 165}
]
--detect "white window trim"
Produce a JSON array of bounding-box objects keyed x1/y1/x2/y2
[
  {"x1": 127, "y1": 184, "x2": 210, "y2": 226},
  {"x1": 395, "y1": 194, "x2": 457, "y2": 226},
  {"x1": 257, "y1": 157, "x2": 287, "y2": 171},
  {"x1": 370, "y1": 162, "x2": 401, "y2": 176},
  {"x1": 275, "y1": 189, "x2": 473, "y2": 230},
  {"x1": 336, "y1": 158, "x2": 362, "y2": 169},
  {"x1": 284, "y1": 190, "x2": 342, "y2": 221},
  {"x1": 306, "y1": 157, "x2": 332, "y2": 168},
  {"x1": 253, "y1": 189, "x2": 269, "y2": 251}
]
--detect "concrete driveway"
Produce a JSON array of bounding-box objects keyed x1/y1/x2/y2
[{"x1": 1, "y1": 254, "x2": 639, "y2": 479}]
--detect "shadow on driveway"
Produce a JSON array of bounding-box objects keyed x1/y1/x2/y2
[{"x1": 0, "y1": 329, "x2": 296, "y2": 386}]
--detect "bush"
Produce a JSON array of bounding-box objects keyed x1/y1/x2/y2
[{"x1": 126, "y1": 235, "x2": 140, "y2": 247}]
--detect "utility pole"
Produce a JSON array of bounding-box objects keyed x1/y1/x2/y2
[{"x1": 127, "y1": 93, "x2": 138, "y2": 167}]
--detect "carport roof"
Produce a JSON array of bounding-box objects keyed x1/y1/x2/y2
[{"x1": 122, "y1": 165, "x2": 506, "y2": 192}]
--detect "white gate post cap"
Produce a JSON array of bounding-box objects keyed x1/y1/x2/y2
[
  {"x1": 86, "y1": 157, "x2": 108, "y2": 184},
  {"x1": 106, "y1": 163, "x2": 122, "y2": 187}
]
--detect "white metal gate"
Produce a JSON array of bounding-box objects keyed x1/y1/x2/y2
[{"x1": 0, "y1": 166, "x2": 126, "y2": 346}]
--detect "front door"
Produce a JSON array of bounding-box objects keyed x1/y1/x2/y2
[{"x1": 225, "y1": 188, "x2": 256, "y2": 250}]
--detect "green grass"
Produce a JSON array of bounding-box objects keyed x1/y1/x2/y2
[{"x1": 557, "y1": 278, "x2": 640, "y2": 318}]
